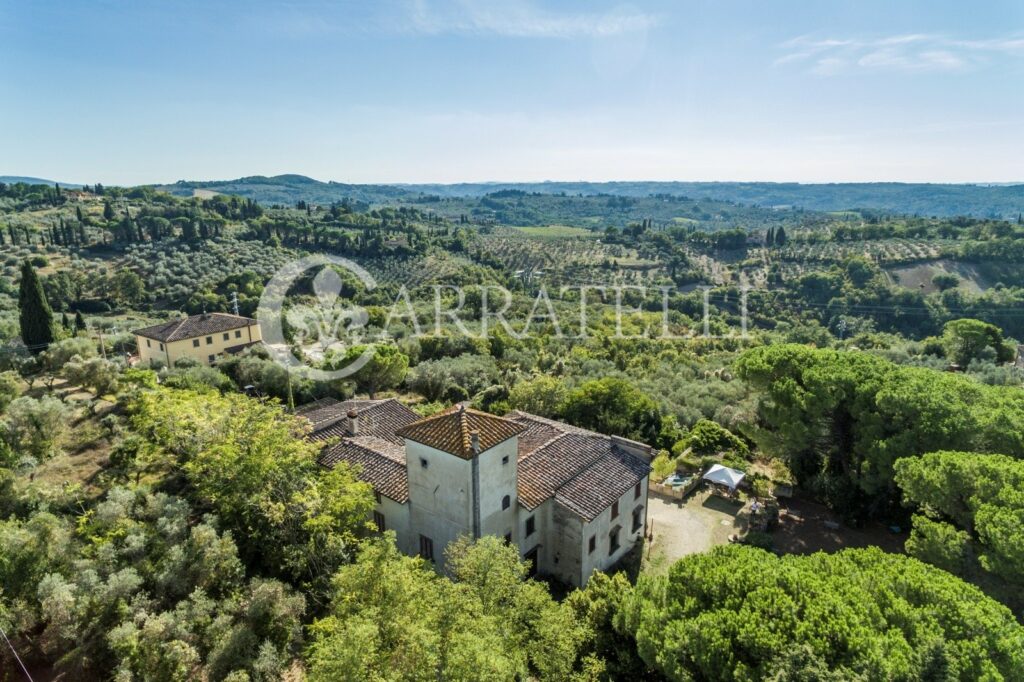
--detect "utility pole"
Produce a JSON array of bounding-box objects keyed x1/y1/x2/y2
[{"x1": 97, "y1": 329, "x2": 107, "y2": 360}]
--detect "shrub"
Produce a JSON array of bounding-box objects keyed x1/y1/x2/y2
[
  {"x1": 684, "y1": 419, "x2": 749, "y2": 457},
  {"x1": 3, "y1": 395, "x2": 68, "y2": 460}
]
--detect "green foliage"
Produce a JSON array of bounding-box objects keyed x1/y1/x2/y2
[
  {"x1": 622, "y1": 545, "x2": 1024, "y2": 681},
  {"x1": 942, "y1": 318, "x2": 1015, "y2": 366},
  {"x1": 933, "y1": 272, "x2": 960, "y2": 291},
  {"x1": 905, "y1": 514, "x2": 970, "y2": 575},
  {"x1": 110, "y1": 268, "x2": 146, "y2": 307},
  {"x1": 64, "y1": 356, "x2": 120, "y2": 395},
  {"x1": 737, "y1": 344, "x2": 1024, "y2": 517},
  {"x1": 162, "y1": 364, "x2": 235, "y2": 393},
  {"x1": 683, "y1": 418, "x2": 748, "y2": 457},
  {"x1": 0, "y1": 370, "x2": 20, "y2": 412},
  {"x1": 3, "y1": 395, "x2": 68, "y2": 461},
  {"x1": 223, "y1": 351, "x2": 317, "y2": 404},
  {"x1": 18, "y1": 260, "x2": 55, "y2": 352},
  {"x1": 895, "y1": 451, "x2": 1024, "y2": 585},
  {"x1": 41, "y1": 335, "x2": 97, "y2": 374},
  {"x1": 408, "y1": 353, "x2": 500, "y2": 403},
  {"x1": 567, "y1": 571, "x2": 649, "y2": 680},
  {"x1": 338, "y1": 344, "x2": 409, "y2": 399},
  {"x1": 562, "y1": 377, "x2": 662, "y2": 445},
  {"x1": 750, "y1": 477, "x2": 772, "y2": 499},
  {"x1": 308, "y1": 536, "x2": 589, "y2": 681},
  {"x1": 131, "y1": 388, "x2": 375, "y2": 594},
  {"x1": 1, "y1": 488, "x2": 305, "y2": 680},
  {"x1": 508, "y1": 374, "x2": 567, "y2": 417},
  {"x1": 650, "y1": 451, "x2": 676, "y2": 480}
]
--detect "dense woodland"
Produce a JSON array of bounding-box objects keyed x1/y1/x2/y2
[{"x1": 2, "y1": 180, "x2": 1024, "y2": 680}]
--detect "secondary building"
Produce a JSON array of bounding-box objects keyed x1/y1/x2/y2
[
  {"x1": 133, "y1": 313, "x2": 262, "y2": 366},
  {"x1": 298, "y1": 399, "x2": 652, "y2": 587}
]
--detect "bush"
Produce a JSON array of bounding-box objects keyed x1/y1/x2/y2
[
  {"x1": 561, "y1": 377, "x2": 662, "y2": 445},
  {"x1": 905, "y1": 514, "x2": 970, "y2": 575},
  {"x1": 409, "y1": 355, "x2": 500, "y2": 403},
  {"x1": 162, "y1": 365, "x2": 234, "y2": 393},
  {"x1": 651, "y1": 451, "x2": 675, "y2": 480},
  {"x1": 751, "y1": 477, "x2": 772, "y2": 499},
  {"x1": 508, "y1": 374, "x2": 566, "y2": 418},
  {"x1": 0, "y1": 371, "x2": 20, "y2": 412},
  {"x1": 740, "y1": 530, "x2": 773, "y2": 550},
  {"x1": 684, "y1": 419, "x2": 749, "y2": 457},
  {"x1": 3, "y1": 395, "x2": 68, "y2": 460},
  {"x1": 624, "y1": 545, "x2": 1024, "y2": 680}
]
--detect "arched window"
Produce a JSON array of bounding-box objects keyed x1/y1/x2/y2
[{"x1": 502, "y1": 494, "x2": 511, "y2": 510}]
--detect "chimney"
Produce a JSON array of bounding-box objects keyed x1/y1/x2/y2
[
  {"x1": 470, "y1": 430, "x2": 480, "y2": 455},
  {"x1": 347, "y1": 409, "x2": 359, "y2": 436}
]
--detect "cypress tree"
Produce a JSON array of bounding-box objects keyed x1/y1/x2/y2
[
  {"x1": 61, "y1": 312, "x2": 71, "y2": 331},
  {"x1": 75, "y1": 311, "x2": 87, "y2": 334},
  {"x1": 18, "y1": 260, "x2": 55, "y2": 352},
  {"x1": 103, "y1": 200, "x2": 115, "y2": 221},
  {"x1": 775, "y1": 226, "x2": 788, "y2": 246}
]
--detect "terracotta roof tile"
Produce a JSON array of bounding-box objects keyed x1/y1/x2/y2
[
  {"x1": 506, "y1": 411, "x2": 593, "y2": 460},
  {"x1": 395, "y1": 404, "x2": 524, "y2": 459},
  {"x1": 555, "y1": 448, "x2": 650, "y2": 521},
  {"x1": 297, "y1": 398, "x2": 420, "y2": 445},
  {"x1": 508, "y1": 411, "x2": 651, "y2": 519},
  {"x1": 319, "y1": 436, "x2": 409, "y2": 503},
  {"x1": 133, "y1": 313, "x2": 258, "y2": 343}
]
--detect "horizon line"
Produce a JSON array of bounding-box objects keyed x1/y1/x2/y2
[{"x1": 5, "y1": 174, "x2": 1024, "y2": 189}]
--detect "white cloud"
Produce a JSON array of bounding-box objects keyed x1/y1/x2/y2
[
  {"x1": 777, "y1": 33, "x2": 1024, "y2": 75},
  {"x1": 402, "y1": 0, "x2": 658, "y2": 38}
]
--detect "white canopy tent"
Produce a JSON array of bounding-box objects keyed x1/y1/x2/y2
[{"x1": 702, "y1": 463, "x2": 745, "y2": 491}]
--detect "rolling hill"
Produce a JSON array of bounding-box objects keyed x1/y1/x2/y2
[{"x1": 156, "y1": 175, "x2": 1024, "y2": 219}]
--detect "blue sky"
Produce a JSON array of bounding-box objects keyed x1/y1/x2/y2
[{"x1": 1, "y1": 0, "x2": 1022, "y2": 185}]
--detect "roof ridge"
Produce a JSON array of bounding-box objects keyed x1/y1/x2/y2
[
  {"x1": 507, "y1": 410, "x2": 599, "y2": 436},
  {"x1": 518, "y1": 430, "x2": 569, "y2": 464},
  {"x1": 458, "y1": 404, "x2": 474, "y2": 457},
  {"x1": 395, "y1": 405, "x2": 524, "y2": 459}
]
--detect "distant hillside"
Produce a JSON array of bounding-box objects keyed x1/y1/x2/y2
[
  {"x1": 158, "y1": 175, "x2": 420, "y2": 206},
  {"x1": 402, "y1": 181, "x2": 1024, "y2": 219},
  {"x1": 0, "y1": 175, "x2": 82, "y2": 188},
  {"x1": 156, "y1": 175, "x2": 1024, "y2": 219}
]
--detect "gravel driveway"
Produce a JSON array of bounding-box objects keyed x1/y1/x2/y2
[{"x1": 643, "y1": 489, "x2": 747, "y2": 574}]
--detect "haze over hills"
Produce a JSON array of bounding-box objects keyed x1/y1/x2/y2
[
  {"x1": 0, "y1": 175, "x2": 82, "y2": 188},
  {"x1": 157, "y1": 175, "x2": 1024, "y2": 219},
  {"x1": 6, "y1": 173, "x2": 1023, "y2": 219}
]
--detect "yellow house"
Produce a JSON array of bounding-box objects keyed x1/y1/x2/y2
[{"x1": 133, "y1": 313, "x2": 262, "y2": 367}]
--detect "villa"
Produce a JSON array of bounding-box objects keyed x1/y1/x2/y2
[
  {"x1": 133, "y1": 312, "x2": 262, "y2": 366},
  {"x1": 297, "y1": 399, "x2": 653, "y2": 587}
]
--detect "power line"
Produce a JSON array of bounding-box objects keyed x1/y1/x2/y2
[{"x1": 0, "y1": 623, "x2": 33, "y2": 682}]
